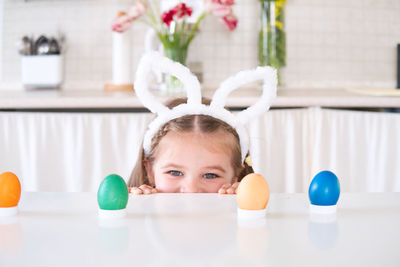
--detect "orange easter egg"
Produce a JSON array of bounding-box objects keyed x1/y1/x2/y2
[
  {"x1": 237, "y1": 173, "x2": 269, "y2": 210},
  {"x1": 0, "y1": 172, "x2": 21, "y2": 207}
]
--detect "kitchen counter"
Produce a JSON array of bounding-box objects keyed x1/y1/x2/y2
[
  {"x1": 2, "y1": 192, "x2": 400, "y2": 266},
  {"x1": 0, "y1": 88, "x2": 400, "y2": 110}
]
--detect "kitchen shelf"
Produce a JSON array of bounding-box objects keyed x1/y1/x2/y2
[{"x1": 0, "y1": 88, "x2": 400, "y2": 111}]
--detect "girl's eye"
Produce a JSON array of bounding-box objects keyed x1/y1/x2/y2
[
  {"x1": 168, "y1": 170, "x2": 183, "y2": 176},
  {"x1": 203, "y1": 173, "x2": 218, "y2": 179}
]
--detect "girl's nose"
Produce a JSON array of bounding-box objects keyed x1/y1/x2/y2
[{"x1": 180, "y1": 180, "x2": 201, "y2": 193}]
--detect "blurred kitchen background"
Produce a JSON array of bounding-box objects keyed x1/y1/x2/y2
[{"x1": 1, "y1": 0, "x2": 399, "y2": 90}]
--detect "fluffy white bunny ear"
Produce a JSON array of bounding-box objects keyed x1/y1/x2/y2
[
  {"x1": 134, "y1": 51, "x2": 202, "y2": 114},
  {"x1": 211, "y1": 66, "x2": 277, "y2": 125}
]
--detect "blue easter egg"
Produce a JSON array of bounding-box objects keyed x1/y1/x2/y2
[{"x1": 309, "y1": 171, "x2": 340, "y2": 206}]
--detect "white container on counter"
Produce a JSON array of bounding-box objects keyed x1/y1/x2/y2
[
  {"x1": 21, "y1": 55, "x2": 63, "y2": 88},
  {"x1": 112, "y1": 31, "x2": 131, "y2": 85},
  {"x1": 104, "y1": 31, "x2": 133, "y2": 91}
]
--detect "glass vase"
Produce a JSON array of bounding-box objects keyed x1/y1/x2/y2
[
  {"x1": 259, "y1": 0, "x2": 286, "y2": 85},
  {"x1": 163, "y1": 45, "x2": 189, "y2": 96}
]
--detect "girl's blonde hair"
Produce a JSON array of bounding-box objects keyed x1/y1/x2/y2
[{"x1": 127, "y1": 97, "x2": 253, "y2": 187}]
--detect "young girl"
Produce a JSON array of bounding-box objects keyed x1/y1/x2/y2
[
  {"x1": 128, "y1": 98, "x2": 254, "y2": 194},
  {"x1": 128, "y1": 52, "x2": 277, "y2": 195}
]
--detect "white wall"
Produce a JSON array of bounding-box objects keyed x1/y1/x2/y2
[{"x1": 1, "y1": 0, "x2": 400, "y2": 90}]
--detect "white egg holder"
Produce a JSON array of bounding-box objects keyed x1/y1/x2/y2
[
  {"x1": 98, "y1": 208, "x2": 127, "y2": 219},
  {"x1": 237, "y1": 207, "x2": 267, "y2": 219},
  {"x1": 0, "y1": 206, "x2": 18, "y2": 217},
  {"x1": 309, "y1": 204, "x2": 337, "y2": 214}
]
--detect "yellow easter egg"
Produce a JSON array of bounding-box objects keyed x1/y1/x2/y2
[
  {"x1": 237, "y1": 173, "x2": 269, "y2": 210},
  {"x1": 0, "y1": 172, "x2": 21, "y2": 208}
]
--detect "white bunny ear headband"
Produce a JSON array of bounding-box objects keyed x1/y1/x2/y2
[{"x1": 135, "y1": 51, "x2": 277, "y2": 163}]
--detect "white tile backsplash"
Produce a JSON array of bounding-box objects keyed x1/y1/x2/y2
[{"x1": 1, "y1": 0, "x2": 400, "y2": 90}]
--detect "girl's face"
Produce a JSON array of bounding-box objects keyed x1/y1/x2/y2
[{"x1": 146, "y1": 130, "x2": 238, "y2": 193}]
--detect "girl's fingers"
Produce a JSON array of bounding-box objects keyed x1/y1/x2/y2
[
  {"x1": 139, "y1": 184, "x2": 155, "y2": 194},
  {"x1": 232, "y1": 182, "x2": 240, "y2": 194},
  {"x1": 227, "y1": 182, "x2": 240, "y2": 194},
  {"x1": 226, "y1": 187, "x2": 235, "y2": 194},
  {"x1": 218, "y1": 183, "x2": 231, "y2": 194},
  {"x1": 131, "y1": 187, "x2": 143, "y2": 195},
  {"x1": 130, "y1": 185, "x2": 157, "y2": 195}
]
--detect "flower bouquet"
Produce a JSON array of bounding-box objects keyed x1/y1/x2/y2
[{"x1": 111, "y1": 0, "x2": 238, "y2": 92}]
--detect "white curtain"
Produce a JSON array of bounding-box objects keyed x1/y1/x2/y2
[
  {"x1": 0, "y1": 112, "x2": 153, "y2": 192},
  {"x1": 309, "y1": 108, "x2": 400, "y2": 193},
  {"x1": 249, "y1": 108, "x2": 400, "y2": 193},
  {"x1": 1, "y1": 108, "x2": 399, "y2": 193},
  {"x1": 248, "y1": 108, "x2": 312, "y2": 193}
]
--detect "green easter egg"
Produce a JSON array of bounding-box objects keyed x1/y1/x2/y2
[{"x1": 97, "y1": 174, "x2": 128, "y2": 210}]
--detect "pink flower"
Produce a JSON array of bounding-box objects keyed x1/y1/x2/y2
[
  {"x1": 111, "y1": 1, "x2": 146, "y2": 33},
  {"x1": 222, "y1": 13, "x2": 238, "y2": 31},
  {"x1": 162, "y1": 10, "x2": 175, "y2": 26},
  {"x1": 205, "y1": 0, "x2": 237, "y2": 30},
  {"x1": 172, "y1": 3, "x2": 193, "y2": 19},
  {"x1": 205, "y1": 0, "x2": 235, "y2": 17},
  {"x1": 211, "y1": 0, "x2": 235, "y2": 6},
  {"x1": 127, "y1": 0, "x2": 147, "y2": 20},
  {"x1": 162, "y1": 3, "x2": 193, "y2": 26},
  {"x1": 111, "y1": 13, "x2": 132, "y2": 33},
  {"x1": 221, "y1": 0, "x2": 235, "y2": 5},
  {"x1": 210, "y1": 5, "x2": 232, "y2": 18}
]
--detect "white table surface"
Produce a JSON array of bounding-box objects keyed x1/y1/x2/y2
[
  {"x1": 1, "y1": 192, "x2": 400, "y2": 267},
  {"x1": 1, "y1": 88, "x2": 400, "y2": 109}
]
